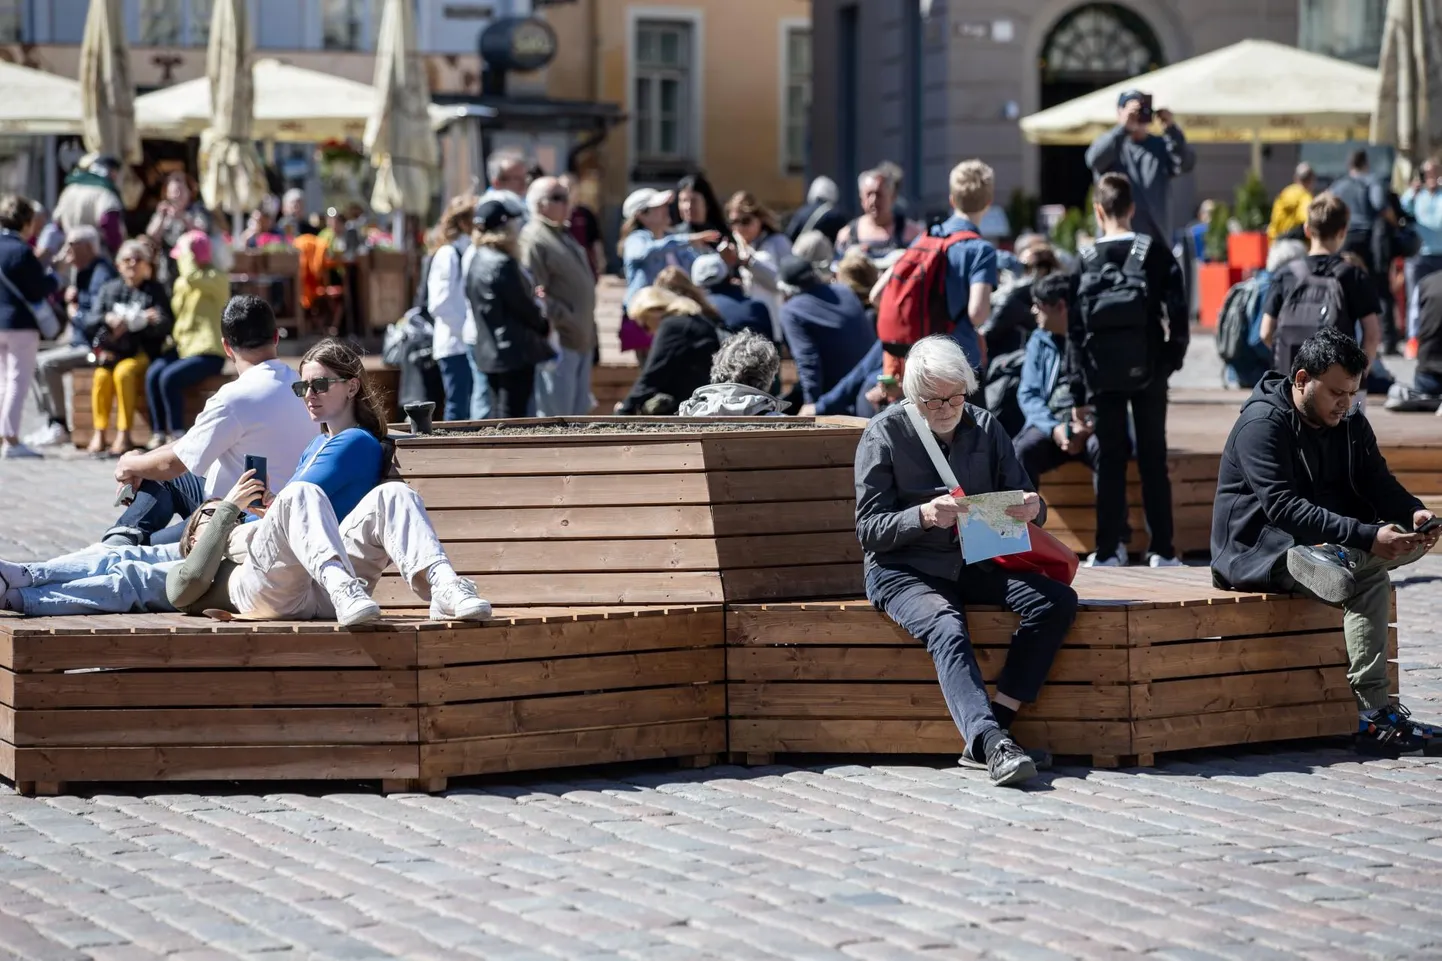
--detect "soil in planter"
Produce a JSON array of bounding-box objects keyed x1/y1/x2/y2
[{"x1": 423, "y1": 420, "x2": 854, "y2": 437}]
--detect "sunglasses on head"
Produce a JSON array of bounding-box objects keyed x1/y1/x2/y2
[
  {"x1": 729, "y1": 215, "x2": 756, "y2": 227},
  {"x1": 291, "y1": 376, "x2": 349, "y2": 398},
  {"x1": 198, "y1": 506, "x2": 218, "y2": 519}
]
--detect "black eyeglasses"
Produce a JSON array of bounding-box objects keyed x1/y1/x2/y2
[
  {"x1": 291, "y1": 376, "x2": 349, "y2": 398},
  {"x1": 921, "y1": 393, "x2": 967, "y2": 411},
  {"x1": 198, "y1": 506, "x2": 218, "y2": 519}
]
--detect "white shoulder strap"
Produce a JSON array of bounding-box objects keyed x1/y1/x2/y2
[{"x1": 902, "y1": 402, "x2": 961, "y2": 491}]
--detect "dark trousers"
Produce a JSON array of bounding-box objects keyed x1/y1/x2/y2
[
  {"x1": 436, "y1": 354, "x2": 473, "y2": 421},
  {"x1": 865, "y1": 562, "x2": 1077, "y2": 751},
  {"x1": 1093, "y1": 377, "x2": 1173, "y2": 559},
  {"x1": 1012, "y1": 425, "x2": 1104, "y2": 488},
  {"x1": 488, "y1": 366, "x2": 535, "y2": 419},
  {"x1": 1415, "y1": 369, "x2": 1442, "y2": 395},
  {"x1": 144, "y1": 352, "x2": 226, "y2": 435},
  {"x1": 102, "y1": 470, "x2": 208, "y2": 546}
]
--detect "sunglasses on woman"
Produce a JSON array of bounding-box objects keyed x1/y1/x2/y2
[
  {"x1": 729, "y1": 215, "x2": 756, "y2": 227},
  {"x1": 291, "y1": 376, "x2": 349, "y2": 398}
]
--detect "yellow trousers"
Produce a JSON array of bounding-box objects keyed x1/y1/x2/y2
[{"x1": 92, "y1": 355, "x2": 148, "y2": 432}]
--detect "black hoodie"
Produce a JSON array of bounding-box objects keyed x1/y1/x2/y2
[{"x1": 1210, "y1": 371, "x2": 1423, "y2": 593}]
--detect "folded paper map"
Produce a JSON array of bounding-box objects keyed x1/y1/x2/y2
[{"x1": 955, "y1": 490, "x2": 1032, "y2": 564}]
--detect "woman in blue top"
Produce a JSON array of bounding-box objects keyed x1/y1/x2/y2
[{"x1": 618, "y1": 187, "x2": 721, "y2": 360}]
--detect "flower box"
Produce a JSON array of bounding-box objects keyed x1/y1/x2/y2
[{"x1": 1227, "y1": 231, "x2": 1268, "y2": 271}]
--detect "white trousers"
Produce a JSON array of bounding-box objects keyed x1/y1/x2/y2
[
  {"x1": 228, "y1": 481, "x2": 450, "y2": 619},
  {"x1": 0, "y1": 328, "x2": 40, "y2": 439}
]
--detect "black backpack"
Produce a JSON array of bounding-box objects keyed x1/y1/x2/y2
[
  {"x1": 1272, "y1": 258, "x2": 1347, "y2": 374},
  {"x1": 1076, "y1": 235, "x2": 1153, "y2": 395},
  {"x1": 982, "y1": 348, "x2": 1027, "y2": 437}
]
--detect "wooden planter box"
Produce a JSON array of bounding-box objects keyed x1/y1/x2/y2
[
  {"x1": 728, "y1": 567, "x2": 1395, "y2": 768},
  {"x1": 1227, "y1": 231, "x2": 1268, "y2": 271},
  {"x1": 386, "y1": 417, "x2": 867, "y2": 609},
  {"x1": 359, "y1": 249, "x2": 413, "y2": 331},
  {"x1": 1197, "y1": 263, "x2": 1242, "y2": 329},
  {"x1": 1034, "y1": 455, "x2": 1220, "y2": 558}
]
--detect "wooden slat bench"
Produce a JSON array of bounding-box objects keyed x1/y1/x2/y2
[{"x1": 728, "y1": 567, "x2": 1397, "y2": 769}]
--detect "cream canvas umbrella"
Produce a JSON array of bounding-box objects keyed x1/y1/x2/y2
[
  {"x1": 1371, "y1": 0, "x2": 1442, "y2": 189},
  {"x1": 0, "y1": 62, "x2": 84, "y2": 134},
  {"x1": 79, "y1": 0, "x2": 141, "y2": 204},
  {"x1": 365, "y1": 0, "x2": 439, "y2": 240},
  {"x1": 1021, "y1": 39, "x2": 1378, "y2": 169},
  {"x1": 198, "y1": 0, "x2": 268, "y2": 228},
  {"x1": 137, "y1": 60, "x2": 462, "y2": 142}
]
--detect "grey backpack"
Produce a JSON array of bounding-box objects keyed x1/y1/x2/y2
[{"x1": 1272, "y1": 259, "x2": 1347, "y2": 374}]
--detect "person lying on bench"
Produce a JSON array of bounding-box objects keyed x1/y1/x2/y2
[
  {"x1": 855, "y1": 334, "x2": 1078, "y2": 788},
  {"x1": 102, "y1": 295, "x2": 317, "y2": 547},
  {"x1": 2, "y1": 339, "x2": 395, "y2": 616},
  {"x1": 1211, "y1": 327, "x2": 1441, "y2": 756},
  {"x1": 168, "y1": 471, "x2": 490, "y2": 626}
]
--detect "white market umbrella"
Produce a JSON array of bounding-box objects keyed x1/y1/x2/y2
[
  {"x1": 365, "y1": 0, "x2": 440, "y2": 241},
  {"x1": 138, "y1": 59, "x2": 461, "y2": 142},
  {"x1": 79, "y1": 0, "x2": 141, "y2": 203},
  {"x1": 199, "y1": 0, "x2": 269, "y2": 226},
  {"x1": 0, "y1": 62, "x2": 83, "y2": 134},
  {"x1": 1021, "y1": 39, "x2": 1378, "y2": 169},
  {"x1": 1371, "y1": 0, "x2": 1442, "y2": 188}
]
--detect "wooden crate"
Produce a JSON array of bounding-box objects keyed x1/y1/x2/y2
[
  {"x1": 0, "y1": 613, "x2": 421, "y2": 794},
  {"x1": 386, "y1": 418, "x2": 866, "y2": 609},
  {"x1": 727, "y1": 567, "x2": 1396, "y2": 767},
  {"x1": 415, "y1": 606, "x2": 726, "y2": 789}
]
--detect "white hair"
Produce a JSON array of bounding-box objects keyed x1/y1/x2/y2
[
  {"x1": 282, "y1": 188, "x2": 305, "y2": 206},
  {"x1": 807, "y1": 176, "x2": 839, "y2": 205},
  {"x1": 902, "y1": 335, "x2": 978, "y2": 405},
  {"x1": 525, "y1": 176, "x2": 560, "y2": 215},
  {"x1": 858, "y1": 168, "x2": 885, "y2": 192},
  {"x1": 487, "y1": 149, "x2": 526, "y2": 185},
  {"x1": 65, "y1": 224, "x2": 100, "y2": 249},
  {"x1": 1267, "y1": 238, "x2": 1308, "y2": 274}
]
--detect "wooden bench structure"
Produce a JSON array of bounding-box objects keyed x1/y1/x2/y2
[{"x1": 0, "y1": 570, "x2": 1390, "y2": 794}]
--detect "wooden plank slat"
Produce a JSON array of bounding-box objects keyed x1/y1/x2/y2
[
  {"x1": 419, "y1": 719, "x2": 725, "y2": 778},
  {"x1": 8, "y1": 670, "x2": 414, "y2": 709},
  {"x1": 725, "y1": 644, "x2": 1130, "y2": 685},
  {"x1": 441, "y1": 538, "x2": 721, "y2": 573},
  {"x1": 418, "y1": 610, "x2": 723, "y2": 667},
  {"x1": 709, "y1": 500, "x2": 856, "y2": 536},
  {"x1": 726, "y1": 608, "x2": 1131, "y2": 647},
  {"x1": 405, "y1": 473, "x2": 712, "y2": 509},
  {"x1": 394, "y1": 441, "x2": 705, "y2": 476},
  {"x1": 418, "y1": 647, "x2": 724, "y2": 703},
  {"x1": 6, "y1": 707, "x2": 417, "y2": 747},
  {"x1": 1130, "y1": 702, "x2": 1357, "y2": 754},
  {"x1": 9, "y1": 745, "x2": 418, "y2": 782},
  {"x1": 726, "y1": 718, "x2": 1132, "y2": 757},
  {"x1": 426, "y1": 505, "x2": 715, "y2": 541},
  {"x1": 720, "y1": 565, "x2": 864, "y2": 602},
  {"x1": 700, "y1": 432, "x2": 860, "y2": 470},
  {"x1": 1132, "y1": 666, "x2": 1354, "y2": 719},
  {"x1": 373, "y1": 572, "x2": 724, "y2": 607},
  {"x1": 727, "y1": 681, "x2": 1131, "y2": 721},
  {"x1": 8, "y1": 631, "x2": 417, "y2": 672},
  {"x1": 1130, "y1": 598, "x2": 1343, "y2": 644},
  {"x1": 1131, "y1": 631, "x2": 1349, "y2": 681},
  {"x1": 422, "y1": 685, "x2": 724, "y2": 740}
]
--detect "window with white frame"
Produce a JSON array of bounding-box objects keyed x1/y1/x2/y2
[
  {"x1": 0, "y1": 1, "x2": 22, "y2": 43},
  {"x1": 139, "y1": 0, "x2": 212, "y2": 47},
  {"x1": 323, "y1": 0, "x2": 368, "y2": 50},
  {"x1": 633, "y1": 19, "x2": 695, "y2": 166},
  {"x1": 782, "y1": 25, "x2": 811, "y2": 175}
]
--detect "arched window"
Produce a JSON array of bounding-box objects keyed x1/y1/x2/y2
[{"x1": 1041, "y1": 3, "x2": 1162, "y2": 80}]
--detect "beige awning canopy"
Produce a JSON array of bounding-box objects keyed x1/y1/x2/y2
[
  {"x1": 1021, "y1": 39, "x2": 1379, "y2": 146},
  {"x1": 0, "y1": 61, "x2": 84, "y2": 135},
  {"x1": 136, "y1": 58, "x2": 462, "y2": 141}
]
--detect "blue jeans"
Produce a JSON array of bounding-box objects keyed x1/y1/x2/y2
[
  {"x1": 865, "y1": 562, "x2": 1077, "y2": 752},
  {"x1": 436, "y1": 353, "x2": 473, "y2": 421},
  {"x1": 144, "y1": 352, "x2": 226, "y2": 434},
  {"x1": 534, "y1": 345, "x2": 595, "y2": 416},
  {"x1": 1416, "y1": 369, "x2": 1442, "y2": 395},
  {"x1": 103, "y1": 470, "x2": 209, "y2": 546},
  {"x1": 466, "y1": 349, "x2": 492, "y2": 420},
  {"x1": 9, "y1": 543, "x2": 180, "y2": 615}
]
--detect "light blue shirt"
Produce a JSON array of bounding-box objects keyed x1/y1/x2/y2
[
  {"x1": 622, "y1": 229, "x2": 700, "y2": 309},
  {"x1": 1402, "y1": 187, "x2": 1442, "y2": 255}
]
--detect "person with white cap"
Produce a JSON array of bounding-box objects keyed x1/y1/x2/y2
[
  {"x1": 690, "y1": 253, "x2": 772, "y2": 340},
  {"x1": 619, "y1": 188, "x2": 721, "y2": 360}
]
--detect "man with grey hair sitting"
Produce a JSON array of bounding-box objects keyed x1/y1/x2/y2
[
  {"x1": 678, "y1": 330, "x2": 784, "y2": 416},
  {"x1": 854, "y1": 334, "x2": 1078, "y2": 787}
]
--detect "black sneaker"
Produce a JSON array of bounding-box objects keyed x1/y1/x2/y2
[
  {"x1": 1285, "y1": 544, "x2": 1357, "y2": 604},
  {"x1": 959, "y1": 733, "x2": 1053, "y2": 771},
  {"x1": 1366, "y1": 703, "x2": 1442, "y2": 754},
  {"x1": 1357, "y1": 705, "x2": 1432, "y2": 757},
  {"x1": 987, "y1": 737, "x2": 1039, "y2": 787}
]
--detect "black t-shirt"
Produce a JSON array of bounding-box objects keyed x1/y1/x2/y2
[{"x1": 1263, "y1": 254, "x2": 1380, "y2": 330}]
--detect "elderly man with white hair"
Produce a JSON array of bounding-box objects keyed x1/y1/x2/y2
[
  {"x1": 854, "y1": 335, "x2": 1078, "y2": 787},
  {"x1": 520, "y1": 176, "x2": 597, "y2": 415},
  {"x1": 26, "y1": 225, "x2": 118, "y2": 447}
]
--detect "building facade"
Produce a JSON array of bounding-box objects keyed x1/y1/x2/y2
[
  {"x1": 809, "y1": 0, "x2": 1323, "y2": 231},
  {"x1": 541, "y1": 0, "x2": 811, "y2": 217}
]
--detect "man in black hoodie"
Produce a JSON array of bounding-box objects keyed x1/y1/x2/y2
[{"x1": 1211, "y1": 328, "x2": 1440, "y2": 756}]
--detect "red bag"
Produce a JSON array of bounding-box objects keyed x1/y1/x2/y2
[
  {"x1": 875, "y1": 230, "x2": 979, "y2": 347},
  {"x1": 950, "y1": 484, "x2": 1079, "y2": 585}
]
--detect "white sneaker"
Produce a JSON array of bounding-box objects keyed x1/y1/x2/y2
[
  {"x1": 23, "y1": 423, "x2": 68, "y2": 448},
  {"x1": 429, "y1": 578, "x2": 492, "y2": 622},
  {"x1": 329, "y1": 578, "x2": 382, "y2": 627},
  {"x1": 1147, "y1": 553, "x2": 1185, "y2": 568},
  {"x1": 0, "y1": 442, "x2": 42, "y2": 459},
  {"x1": 1085, "y1": 550, "x2": 1128, "y2": 568}
]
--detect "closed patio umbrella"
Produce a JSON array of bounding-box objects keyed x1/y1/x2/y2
[
  {"x1": 79, "y1": 0, "x2": 141, "y2": 205},
  {"x1": 0, "y1": 62, "x2": 84, "y2": 134},
  {"x1": 1371, "y1": 0, "x2": 1442, "y2": 189},
  {"x1": 198, "y1": 0, "x2": 268, "y2": 228},
  {"x1": 365, "y1": 0, "x2": 439, "y2": 241}
]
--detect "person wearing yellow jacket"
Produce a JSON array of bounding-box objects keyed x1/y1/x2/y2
[
  {"x1": 144, "y1": 230, "x2": 228, "y2": 447},
  {"x1": 1267, "y1": 163, "x2": 1315, "y2": 243}
]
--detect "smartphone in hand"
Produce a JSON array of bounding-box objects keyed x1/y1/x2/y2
[
  {"x1": 242, "y1": 455, "x2": 268, "y2": 508},
  {"x1": 1418, "y1": 516, "x2": 1442, "y2": 535}
]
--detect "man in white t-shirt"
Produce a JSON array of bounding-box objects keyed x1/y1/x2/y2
[{"x1": 101, "y1": 296, "x2": 318, "y2": 546}]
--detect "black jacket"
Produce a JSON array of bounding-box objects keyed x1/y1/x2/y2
[
  {"x1": 464, "y1": 245, "x2": 552, "y2": 375},
  {"x1": 89, "y1": 277, "x2": 173, "y2": 360},
  {"x1": 0, "y1": 229, "x2": 59, "y2": 332},
  {"x1": 618, "y1": 311, "x2": 722, "y2": 415},
  {"x1": 1211, "y1": 371, "x2": 1423, "y2": 592}
]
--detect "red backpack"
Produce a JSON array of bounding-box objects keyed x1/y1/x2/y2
[{"x1": 874, "y1": 229, "x2": 980, "y2": 348}]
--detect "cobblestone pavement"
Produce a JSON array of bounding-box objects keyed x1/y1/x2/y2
[{"x1": 2, "y1": 342, "x2": 1442, "y2": 960}]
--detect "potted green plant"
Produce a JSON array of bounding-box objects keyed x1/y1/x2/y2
[
  {"x1": 1228, "y1": 171, "x2": 1270, "y2": 270},
  {"x1": 1050, "y1": 206, "x2": 1085, "y2": 253},
  {"x1": 1199, "y1": 202, "x2": 1238, "y2": 328}
]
